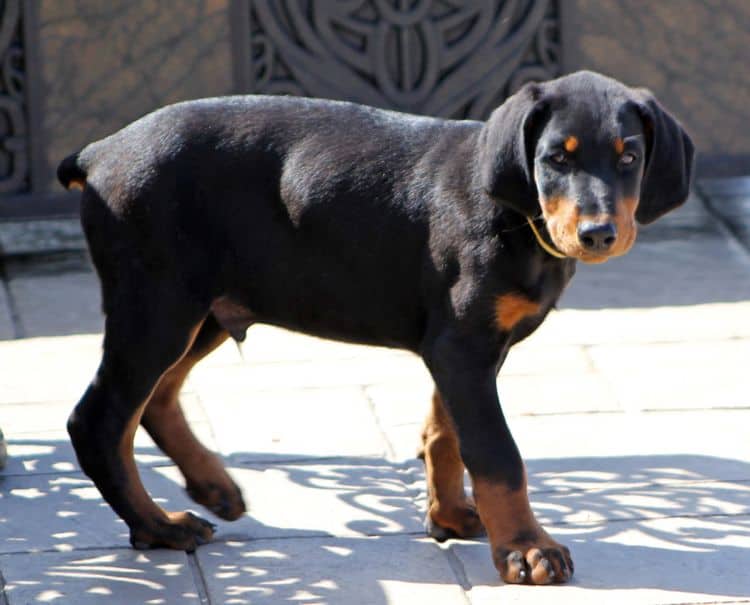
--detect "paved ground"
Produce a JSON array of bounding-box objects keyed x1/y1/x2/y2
[{"x1": 1, "y1": 183, "x2": 749, "y2": 604}]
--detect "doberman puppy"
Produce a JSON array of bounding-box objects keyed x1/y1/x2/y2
[{"x1": 58, "y1": 71, "x2": 693, "y2": 585}]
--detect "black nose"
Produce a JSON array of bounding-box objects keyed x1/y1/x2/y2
[{"x1": 577, "y1": 222, "x2": 617, "y2": 251}]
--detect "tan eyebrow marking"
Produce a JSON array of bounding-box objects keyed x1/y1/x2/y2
[
  {"x1": 564, "y1": 136, "x2": 578, "y2": 152},
  {"x1": 614, "y1": 137, "x2": 625, "y2": 154}
]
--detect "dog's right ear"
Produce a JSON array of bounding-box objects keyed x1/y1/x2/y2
[{"x1": 478, "y1": 83, "x2": 548, "y2": 216}]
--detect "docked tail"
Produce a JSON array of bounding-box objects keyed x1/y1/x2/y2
[{"x1": 57, "y1": 152, "x2": 87, "y2": 190}]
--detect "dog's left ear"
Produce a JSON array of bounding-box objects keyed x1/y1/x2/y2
[{"x1": 633, "y1": 91, "x2": 695, "y2": 224}]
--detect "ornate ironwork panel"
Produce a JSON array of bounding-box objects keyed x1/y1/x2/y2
[
  {"x1": 247, "y1": 0, "x2": 560, "y2": 119},
  {"x1": 0, "y1": 0, "x2": 27, "y2": 194}
]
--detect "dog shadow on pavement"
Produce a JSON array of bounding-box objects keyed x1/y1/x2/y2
[{"x1": 1, "y1": 439, "x2": 749, "y2": 603}]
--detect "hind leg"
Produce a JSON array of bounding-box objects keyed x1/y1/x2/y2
[
  {"x1": 68, "y1": 282, "x2": 216, "y2": 551},
  {"x1": 421, "y1": 388, "x2": 485, "y2": 540},
  {"x1": 141, "y1": 314, "x2": 246, "y2": 521}
]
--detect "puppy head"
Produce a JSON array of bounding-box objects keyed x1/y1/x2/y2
[{"x1": 479, "y1": 71, "x2": 694, "y2": 263}]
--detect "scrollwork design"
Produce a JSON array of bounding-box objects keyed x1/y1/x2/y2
[
  {"x1": 0, "y1": 0, "x2": 28, "y2": 194},
  {"x1": 247, "y1": 0, "x2": 560, "y2": 119}
]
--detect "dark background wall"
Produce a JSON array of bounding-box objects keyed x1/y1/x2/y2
[
  {"x1": 31, "y1": 0, "x2": 234, "y2": 194},
  {"x1": 562, "y1": 0, "x2": 750, "y2": 177},
  {"x1": 1, "y1": 0, "x2": 748, "y2": 218}
]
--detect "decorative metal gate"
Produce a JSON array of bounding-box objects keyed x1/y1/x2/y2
[
  {"x1": 0, "y1": 0, "x2": 560, "y2": 219},
  {"x1": 236, "y1": 0, "x2": 560, "y2": 120},
  {"x1": 0, "y1": 0, "x2": 27, "y2": 196}
]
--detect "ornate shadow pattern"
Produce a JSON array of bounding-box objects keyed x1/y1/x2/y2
[
  {"x1": 0, "y1": 0, "x2": 27, "y2": 194},
  {"x1": 248, "y1": 0, "x2": 560, "y2": 119}
]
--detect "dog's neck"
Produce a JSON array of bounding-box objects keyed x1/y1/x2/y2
[{"x1": 525, "y1": 217, "x2": 568, "y2": 259}]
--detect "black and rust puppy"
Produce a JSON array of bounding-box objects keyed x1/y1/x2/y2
[{"x1": 58, "y1": 71, "x2": 692, "y2": 585}]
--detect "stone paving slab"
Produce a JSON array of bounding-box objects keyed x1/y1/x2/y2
[
  {"x1": 238, "y1": 324, "x2": 416, "y2": 365},
  {"x1": 0, "y1": 285, "x2": 13, "y2": 340},
  {"x1": 700, "y1": 178, "x2": 750, "y2": 252},
  {"x1": 0, "y1": 219, "x2": 86, "y2": 257},
  {"x1": 528, "y1": 302, "x2": 750, "y2": 347},
  {"x1": 589, "y1": 340, "x2": 750, "y2": 411},
  {"x1": 511, "y1": 410, "x2": 750, "y2": 465},
  {"x1": 155, "y1": 460, "x2": 424, "y2": 541},
  {"x1": 187, "y1": 350, "x2": 429, "y2": 394},
  {"x1": 700, "y1": 177, "x2": 750, "y2": 197},
  {"x1": 196, "y1": 387, "x2": 390, "y2": 462},
  {"x1": 531, "y1": 472, "x2": 750, "y2": 527},
  {"x1": 1, "y1": 184, "x2": 749, "y2": 603},
  {"x1": 196, "y1": 535, "x2": 468, "y2": 605},
  {"x1": 560, "y1": 194, "x2": 750, "y2": 310},
  {"x1": 8, "y1": 271, "x2": 102, "y2": 338},
  {"x1": 452, "y1": 514, "x2": 750, "y2": 604},
  {"x1": 363, "y1": 371, "x2": 623, "y2": 461},
  {"x1": 0, "y1": 457, "x2": 423, "y2": 554},
  {"x1": 498, "y1": 372, "x2": 622, "y2": 415},
  {"x1": 499, "y1": 342, "x2": 593, "y2": 376},
  {"x1": 0, "y1": 548, "x2": 201, "y2": 604},
  {"x1": 0, "y1": 461, "x2": 218, "y2": 553},
  {"x1": 0, "y1": 393, "x2": 206, "y2": 437},
  {"x1": 0, "y1": 383, "x2": 212, "y2": 479},
  {"x1": 408, "y1": 457, "x2": 750, "y2": 530},
  {"x1": 378, "y1": 404, "x2": 750, "y2": 471},
  {"x1": 362, "y1": 341, "x2": 600, "y2": 421},
  {"x1": 0, "y1": 471, "x2": 132, "y2": 553},
  {"x1": 0, "y1": 437, "x2": 82, "y2": 479},
  {"x1": 0, "y1": 334, "x2": 101, "y2": 403},
  {"x1": 1, "y1": 423, "x2": 218, "y2": 479},
  {"x1": 562, "y1": 237, "x2": 750, "y2": 309}
]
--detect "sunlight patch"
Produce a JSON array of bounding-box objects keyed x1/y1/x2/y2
[
  {"x1": 10, "y1": 487, "x2": 45, "y2": 499},
  {"x1": 321, "y1": 545, "x2": 352, "y2": 556},
  {"x1": 36, "y1": 589, "x2": 65, "y2": 602},
  {"x1": 87, "y1": 586, "x2": 112, "y2": 595},
  {"x1": 602, "y1": 527, "x2": 709, "y2": 552}
]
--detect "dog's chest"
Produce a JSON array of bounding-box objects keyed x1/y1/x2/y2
[{"x1": 493, "y1": 258, "x2": 575, "y2": 339}]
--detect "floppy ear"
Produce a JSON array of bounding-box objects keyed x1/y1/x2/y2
[
  {"x1": 478, "y1": 83, "x2": 548, "y2": 216},
  {"x1": 633, "y1": 91, "x2": 695, "y2": 224}
]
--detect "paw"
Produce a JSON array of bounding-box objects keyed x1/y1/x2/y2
[
  {"x1": 186, "y1": 477, "x2": 246, "y2": 521},
  {"x1": 426, "y1": 502, "x2": 486, "y2": 541},
  {"x1": 494, "y1": 542, "x2": 574, "y2": 585},
  {"x1": 130, "y1": 511, "x2": 216, "y2": 552}
]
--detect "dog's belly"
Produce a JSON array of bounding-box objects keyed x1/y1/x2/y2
[
  {"x1": 213, "y1": 289, "x2": 426, "y2": 351},
  {"x1": 217, "y1": 253, "x2": 428, "y2": 351}
]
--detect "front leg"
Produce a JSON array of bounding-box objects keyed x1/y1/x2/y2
[{"x1": 424, "y1": 331, "x2": 573, "y2": 585}]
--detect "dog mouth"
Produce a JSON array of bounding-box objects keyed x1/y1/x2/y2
[
  {"x1": 573, "y1": 250, "x2": 614, "y2": 264},
  {"x1": 556, "y1": 235, "x2": 636, "y2": 264},
  {"x1": 531, "y1": 217, "x2": 637, "y2": 263},
  {"x1": 535, "y1": 195, "x2": 639, "y2": 262}
]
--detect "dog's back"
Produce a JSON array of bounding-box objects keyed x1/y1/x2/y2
[{"x1": 58, "y1": 96, "x2": 484, "y2": 348}]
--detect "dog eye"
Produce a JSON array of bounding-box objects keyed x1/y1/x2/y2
[
  {"x1": 549, "y1": 152, "x2": 568, "y2": 166},
  {"x1": 619, "y1": 151, "x2": 637, "y2": 166}
]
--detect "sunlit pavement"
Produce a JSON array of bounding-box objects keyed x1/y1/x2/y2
[{"x1": 1, "y1": 184, "x2": 749, "y2": 604}]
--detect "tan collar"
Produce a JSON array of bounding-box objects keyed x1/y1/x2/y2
[{"x1": 525, "y1": 217, "x2": 568, "y2": 259}]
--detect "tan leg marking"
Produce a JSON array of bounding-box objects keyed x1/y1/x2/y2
[
  {"x1": 473, "y1": 475, "x2": 574, "y2": 584},
  {"x1": 114, "y1": 321, "x2": 221, "y2": 550},
  {"x1": 142, "y1": 320, "x2": 245, "y2": 521},
  {"x1": 421, "y1": 390, "x2": 484, "y2": 539},
  {"x1": 119, "y1": 410, "x2": 216, "y2": 551},
  {"x1": 494, "y1": 293, "x2": 541, "y2": 332}
]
